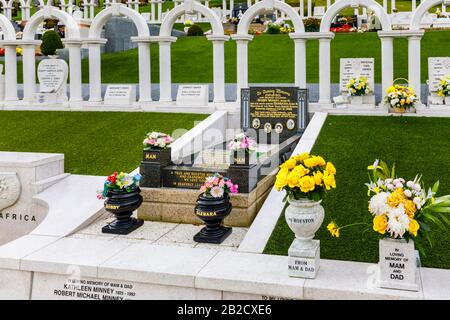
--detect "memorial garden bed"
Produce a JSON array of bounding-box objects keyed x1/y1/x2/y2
[
  {"x1": 0, "y1": 111, "x2": 206, "y2": 176},
  {"x1": 264, "y1": 115, "x2": 450, "y2": 269}
]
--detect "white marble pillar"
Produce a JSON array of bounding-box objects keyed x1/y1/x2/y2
[
  {"x1": 88, "y1": 42, "x2": 104, "y2": 102},
  {"x1": 65, "y1": 41, "x2": 83, "y2": 103},
  {"x1": 134, "y1": 0, "x2": 139, "y2": 11},
  {"x1": 326, "y1": 0, "x2": 331, "y2": 10},
  {"x1": 5, "y1": 6, "x2": 12, "y2": 20},
  {"x1": 383, "y1": 0, "x2": 387, "y2": 11},
  {"x1": 89, "y1": 1, "x2": 95, "y2": 20},
  {"x1": 293, "y1": 38, "x2": 307, "y2": 89},
  {"x1": 300, "y1": 0, "x2": 304, "y2": 18},
  {"x1": 391, "y1": 0, "x2": 396, "y2": 12},
  {"x1": 229, "y1": 0, "x2": 233, "y2": 15},
  {"x1": 354, "y1": 8, "x2": 359, "y2": 16},
  {"x1": 136, "y1": 41, "x2": 152, "y2": 102},
  {"x1": 222, "y1": 0, "x2": 227, "y2": 18},
  {"x1": 307, "y1": 0, "x2": 312, "y2": 17},
  {"x1": 232, "y1": 35, "x2": 253, "y2": 101},
  {"x1": 363, "y1": 8, "x2": 367, "y2": 16},
  {"x1": 22, "y1": 44, "x2": 37, "y2": 103},
  {"x1": 412, "y1": 0, "x2": 417, "y2": 11},
  {"x1": 408, "y1": 35, "x2": 422, "y2": 101},
  {"x1": 151, "y1": 1, "x2": 156, "y2": 22},
  {"x1": 157, "y1": 1, "x2": 162, "y2": 22},
  {"x1": 208, "y1": 35, "x2": 229, "y2": 103},
  {"x1": 22, "y1": 5, "x2": 30, "y2": 20},
  {"x1": 318, "y1": 37, "x2": 332, "y2": 104},
  {"x1": 83, "y1": 1, "x2": 89, "y2": 19},
  {"x1": 380, "y1": 36, "x2": 394, "y2": 97},
  {"x1": 159, "y1": 40, "x2": 174, "y2": 102},
  {"x1": 4, "y1": 45, "x2": 18, "y2": 101}
]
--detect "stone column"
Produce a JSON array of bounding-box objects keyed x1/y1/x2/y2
[
  {"x1": 151, "y1": 1, "x2": 156, "y2": 22},
  {"x1": 379, "y1": 35, "x2": 394, "y2": 98},
  {"x1": 22, "y1": 5, "x2": 31, "y2": 20},
  {"x1": 408, "y1": 32, "x2": 424, "y2": 101},
  {"x1": 290, "y1": 34, "x2": 307, "y2": 89},
  {"x1": 132, "y1": 38, "x2": 153, "y2": 103},
  {"x1": 64, "y1": 39, "x2": 84, "y2": 104},
  {"x1": 87, "y1": 39, "x2": 107, "y2": 102},
  {"x1": 21, "y1": 42, "x2": 40, "y2": 103},
  {"x1": 412, "y1": 0, "x2": 416, "y2": 11},
  {"x1": 354, "y1": 8, "x2": 359, "y2": 16},
  {"x1": 5, "y1": 5, "x2": 12, "y2": 20},
  {"x1": 391, "y1": 0, "x2": 396, "y2": 12},
  {"x1": 318, "y1": 34, "x2": 334, "y2": 104},
  {"x1": 83, "y1": 0, "x2": 89, "y2": 19},
  {"x1": 207, "y1": 35, "x2": 229, "y2": 103},
  {"x1": 300, "y1": 0, "x2": 304, "y2": 18},
  {"x1": 157, "y1": 36, "x2": 177, "y2": 102},
  {"x1": 326, "y1": 0, "x2": 331, "y2": 10},
  {"x1": 229, "y1": 0, "x2": 233, "y2": 15},
  {"x1": 231, "y1": 34, "x2": 253, "y2": 102},
  {"x1": 89, "y1": 1, "x2": 95, "y2": 20},
  {"x1": 2, "y1": 43, "x2": 19, "y2": 102},
  {"x1": 222, "y1": 0, "x2": 227, "y2": 18},
  {"x1": 134, "y1": 0, "x2": 139, "y2": 11},
  {"x1": 157, "y1": 0, "x2": 162, "y2": 22},
  {"x1": 383, "y1": 0, "x2": 387, "y2": 11},
  {"x1": 307, "y1": 0, "x2": 312, "y2": 17}
]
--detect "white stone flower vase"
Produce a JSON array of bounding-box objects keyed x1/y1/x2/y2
[
  {"x1": 349, "y1": 95, "x2": 363, "y2": 105},
  {"x1": 445, "y1": 96, "x2": 450, "y2": 105},
  {"x1": 378, "y1": 238, "x2": 419, "y2": 291},
  {"x1": 286, "y1": 198, "x2": 324, "y2": 279}
]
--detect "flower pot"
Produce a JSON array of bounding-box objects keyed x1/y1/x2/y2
[
  {"x1": 349, "y1": 95, "x2": 363, "y2": 105},
  {"x1": 392, "y1": 107, "x2": 406, "y2": 114},
  {"x1": 102, "y1": 186, "x2": 144, "y2": 235},
  {"x1": 285, "y1": 198, "x2": 324, "y2": 250},
  {"x1": 193, "y1": 194, "x2": 232, "y2": 244},
  {"x1": 378, "y1": 238, "x2": 419, "y2": 291},
  {"x1": 445, "y1": 96, "x2": 450, "y2": 105}
]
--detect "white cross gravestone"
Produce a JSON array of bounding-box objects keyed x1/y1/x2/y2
[
  {"x1": 427, "y1": 57, "x2": 450, "y2": 105},
  {"x1": 103, "y1": 85, "x2": 137, "y2": 106},
  {"x1": 176, "y1": 85, "x2": 209, "y2": 107},
  {"x1": 339, "y1": 58, "x2": 375, "y2": 105},
  {"x1": 35, "y1": 58, "x2": 69, "y2": 105}
]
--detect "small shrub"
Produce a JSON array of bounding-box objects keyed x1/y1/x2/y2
[
  {"x1": 40, "y1": 30, "x2": 64, "y2": 56},
  {"x1": 266, "y1": 24, "x2": 281, "y2": 34},
  {"x1": 187, "y1": 25, "x2": 204, "y2": 36}
]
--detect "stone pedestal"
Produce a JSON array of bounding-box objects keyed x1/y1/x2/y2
[
  {"x1": 288, "y1": 239, "x2": 320, "y2": 279},
  {"x1": 140, "y1": 149, "x2": 172, "y2": 188},
  {"x1": 227, "y1": 163, "x2": 257, "y2": 193}
]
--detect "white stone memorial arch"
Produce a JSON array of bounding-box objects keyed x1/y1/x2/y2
[
  {"x1": 233, "y1": 0, "x2": 306, "y2": 100},
  {"x1": 0, "y1": 0, "x2": 8, "y2": 18},
  {"x1": 21, "y1": 5, "x2": 83, "y2": 104},
  {"x1": 157, "y1": 0, "x2": 228, "y2": 103},
  {"x1": 0, "y1": 13, "x2": 19, "y2": 102},
  {"x1": 319, "y1": 0, "x2": 392, "y2": 104},
  {"x1": 88, "y1": 3, "x2": 152, "y2": 103},
  {"x1": 5, "y1": 0, "x2": 26, "y2": 20},
  {"x1": 408, "y1": 0, "x2": 449, "y2": 100}
]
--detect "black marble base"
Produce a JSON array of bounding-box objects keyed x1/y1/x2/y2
[
  {"x1": 140, "y1": 162, "x2": 164, "y2": 187},
  {"x1": 193, "y1": 226, "x2": 232, "y2": 244},
  {"x1": 228, "y1": 164, "x2": 258, "y2": 193},
  {"x1": 102, "y1": 218, "x2": 144, "y2": 235}
]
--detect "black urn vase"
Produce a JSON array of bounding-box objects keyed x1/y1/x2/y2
[
  {"x1": 193, "y1": 194, "x2": 232, "y2": 244},
  {"x1": 102, "y1": 186, "x2": 144, "y2": 235}
]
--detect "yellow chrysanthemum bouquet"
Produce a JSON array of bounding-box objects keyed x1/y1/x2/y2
[
  {"x1": 437, "y1": 75, "x2": 450, "y2": 98},
  {"x1": 346, "y1": 76, "x2": 372, "y2": 96},
  {"x1": 327, "y1": 160, "x2": 450, "y2": 253},
  {"x1": 275, "y1": 153, "x2": 336, "y2": 202},
  {"x1": 384, "y1": 83, "x2": 418, "y2": 110}
]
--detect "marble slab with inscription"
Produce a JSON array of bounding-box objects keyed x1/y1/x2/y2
[
  {"x1": 104, "y1": 85, "x2": 136, "y2": 105},
  {"x1": 428, "y1": 57, "x2": 450, "y2": 92},
  {"x1": 176, "y1": 85, "x2": 209, "y2": 107},
  {"x1": 339, "y1": 58, "x2": 375, "y2": 93},
  {"x1": 35, "y1": 58, "x2": 68, "y2": 104}
]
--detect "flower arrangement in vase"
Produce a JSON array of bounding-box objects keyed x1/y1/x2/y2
[
  {"x1": 275, "y1": 153, "x2": 337, "y2": 278},
  {"x1": 384, "y1": 79, "x2": 419, "y2": 113},
  {"x1": 97, "y1": 172, "x2": 144, "y2": 234},
  {"x1": 437, "y1": 75, "x2": 450, "y2": 105},
  {"x1": 327, "y1": 160, "x2": 450, "y2": 291},
  {"x1": 193, "y1": 173, "x2": 239, "y2": 244},
  {"x1": 228, "y1": 132, "x2": 257, "y2": 166},
  {"x1": 346, "y1": 76, "x2": 372, "y2": 104},
  {"x1": 142, "y1": 131, "x2": 173, "y2": 164}
]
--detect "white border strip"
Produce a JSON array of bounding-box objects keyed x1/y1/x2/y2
[{"x1": 238, "y1": 112, "x2": 329, "y2": 254}]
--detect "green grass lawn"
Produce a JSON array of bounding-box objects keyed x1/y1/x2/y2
[
  {"x1": 68, "y1": 31, "x2": 450, "y2": 84},
  {"x1": 264, "y1": 115, "x2": 450, "y2": 269},
  {"x1": 0, "y1": 111, "x2": 206, "y2": 176}
]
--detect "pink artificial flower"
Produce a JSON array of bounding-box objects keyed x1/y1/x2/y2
[
  {"x1": 219, "y1": 179, "x2": 225, "y2": 187},
  {"x1": 230, "y1": 184, "x2": 239, "y2": 193},
  {"x1": 200, "y1": 185, "x2": 207, "y2": 193},
  {"x1": 226, "y1": 180, "x2": 233, "y2": 188},
  {"x1": 97, "y1": 193, "x2": 103, "y2": 200},
  {"x1": 163, "y1": 136, "x2": 172, "y2": 143},
  {"x1": 240, "y1": 141, "x2": 248, "y2": 149},
  {"x1": 205, "y1": 182, "x2": 213, "y2": 189},
  {"x1": 212, "y1": 177, "x2": 220, "y2": 185}
]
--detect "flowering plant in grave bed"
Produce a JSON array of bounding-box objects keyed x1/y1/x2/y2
[
  {"x1": 275, "y1": 153, "x2": 337, "y2": 202},
  {"x1": 346, "y1": 76, "x2": 372, "y2": 96},
  {"x1": 327, "y1": 159, "x2": 450, "y2": 254},
  {"x1": 97, "y1": 172, "x2": 142, "y2": 199},
  {"x1": 199, "y1": 173, "x2": 239, "y2": 198},
  {"x1": 437, "y1": 75, "x2": 450, "y2": 97},
  {"x1": 143, "y1": 132, "x2": 173, "y2": 150}
]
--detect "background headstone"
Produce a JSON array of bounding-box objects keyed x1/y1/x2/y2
[
  {"x1": 428, "y1": 57, "x2": 450, "y2": 92},
  {"x1": 339, "y1": 58, "x2": 375, "y2": 93}
]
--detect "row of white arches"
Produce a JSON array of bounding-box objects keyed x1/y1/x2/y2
[{"x1": 0, "y1": 0, "x2": 446, "y2": 106}]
